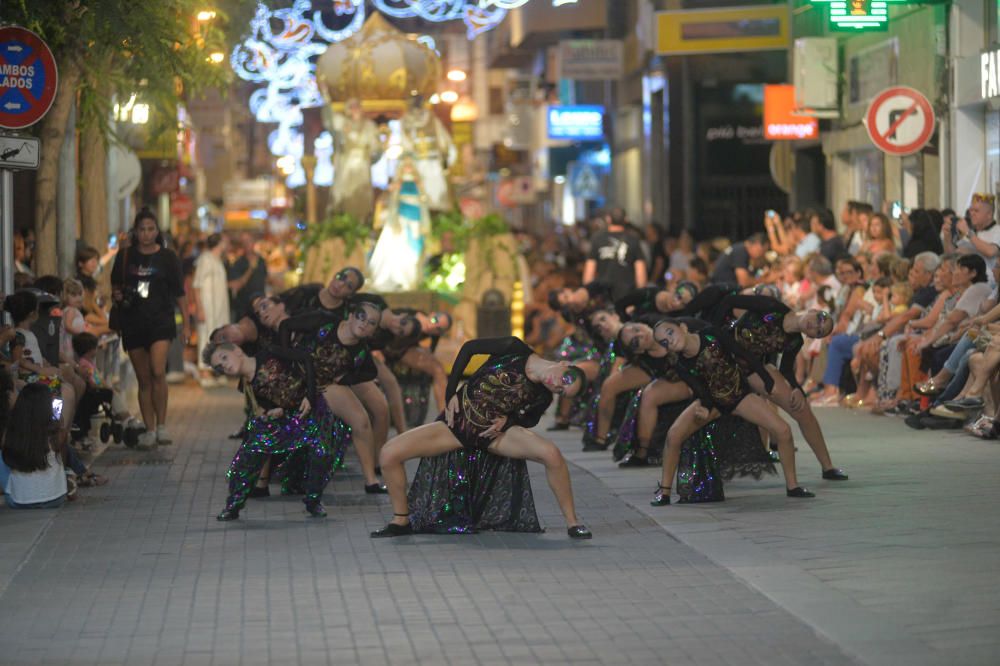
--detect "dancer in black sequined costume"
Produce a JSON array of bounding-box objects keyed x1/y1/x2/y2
[
  {"x1": 263, "y1": 295, "x2": 387, "y2": 493},
  {"x1": 206, "y1": 343, "x2": 340, "y2": 520},
  {"x1": 715, "y1": 294, "x2": 849, "y2": 481},
  {"x1": 651, "y1": 318, "x2": 815, "y2": 505},
  {"x1": 371, "y1": 336, "x2": 592, "y2": 540}
]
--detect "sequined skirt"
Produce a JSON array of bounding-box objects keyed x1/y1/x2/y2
[{"x1": 407, "y1": 448, "x2": 542, "y2": 534}]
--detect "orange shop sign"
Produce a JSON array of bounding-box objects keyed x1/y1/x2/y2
[{"x1": 763, "y1": 84, "x2": 818, "y2": 140}]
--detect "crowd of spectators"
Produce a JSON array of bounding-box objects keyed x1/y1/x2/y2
[
  {"x1": 1, "y1": 216, "x2": 297, "y2": 508},
  {"x1": 523, "y1": 197, "x2": 1000, "y2": 440}
]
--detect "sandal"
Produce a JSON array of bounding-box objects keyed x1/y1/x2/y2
[
  {"x1": 618, "y1": 446, "x2": 651, "y2": 468},
  {"x1": 77, "y1": 472, "x2": 108, "y2": 487},
  {"x1": 650, "y1": 482, "x2": 670, "y2": 506}
]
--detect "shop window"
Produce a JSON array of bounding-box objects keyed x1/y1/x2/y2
[{"x1": 853, "y1": 151, "x2": 884, "y2": 207}]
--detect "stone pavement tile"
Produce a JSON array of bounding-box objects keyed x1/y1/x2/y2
[
  {"x1": 551, "y1": 407, "x2": 1000, "y2": 666},
  {"x1": 0, "y1": 386, "x2": 853, "y2": 666}
]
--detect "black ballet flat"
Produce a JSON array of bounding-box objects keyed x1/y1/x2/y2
[
  {"x1": 365, "y1": 482, "x2": 388, "y2": 494},
  {"x1": 547, "y1": 422, "x2": 570, "y2": 431},
  {"x1": 786, "y1": 487, "x2": 815, "y2": 498},
  {"x1": 618, "y1": 455, "x2": 650, "y2": 468},
  {"x1": 822, "y1": 468, "x2": 849, "y2": 481},
  {"x1": 216, "y1": 508, "x2": 240, "y2": 521},
  {"x1": 581, "y1": 437, "x2": 610, "y2": 452},
  {"x1": 370, "y1": 519, "x2": 413, "y2": 538},
  {"x1": 249, "y1": 485, "x2": 270, "y2": 498},
  {"x1": 651, "y1": 483, "x2": 671, "y2": 506},
  {"x1": 567, "y1": 525, "x2": 592, "y2": 539},
  {"x1": 305, "y1": 502, "x2": 327, "y2": 518}
]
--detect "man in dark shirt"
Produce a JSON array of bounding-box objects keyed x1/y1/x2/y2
[
  {"x1": 811, "y1": 208, "x2": 847, "y2": 264},
  {"x1": 227, "y1": 233, "x2": 268, "y2": 321},
  {"x1": 709, "y1": 232, "x2": 770, "y2": 288},
  {"x1": 582, "y1": 207, "x2": 647, "y2": 301}
]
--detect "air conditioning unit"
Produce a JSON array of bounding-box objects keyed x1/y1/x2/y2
[{"x1": 794, "y1": 38, "x2": 840, "y2": 118}]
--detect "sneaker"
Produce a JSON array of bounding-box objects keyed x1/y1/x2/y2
[
  {"x1": 156, "y1": 425, "x2": 172, "y2": 445},
  {"x1": 136, "y1": 431, "x2": 157, "y2": 450}
]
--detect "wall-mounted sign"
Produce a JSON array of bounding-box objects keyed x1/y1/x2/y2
[
  {"x1": 764, "y1": 84, "x2": 819, "y2": 140},
  {"x1": 863, "y1": 86, "x2": 935, "y2": 156},
  {"x1": 656, "y1": 6, "x2": 789, "y2": 55},
  {"x1": 829, "y1": 0, "x2": 889, "y2": 32},
  {"x1": 548, "y1": 105, "x2": 605, "y2": 140},
  {"x1": 558, "y1": 39, "x2": 623, "y2": 80},
  {"x1": 982, "y1": 46, "x2": 1000, "y2": 100}
]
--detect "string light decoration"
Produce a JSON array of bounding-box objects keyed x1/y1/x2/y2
[{"x1": 231, "y1": 0, "x2": 573, "y2": 186}]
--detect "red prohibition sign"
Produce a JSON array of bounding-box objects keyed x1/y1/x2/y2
[
  {"x1": 0, "y1": 26, "x2": 59, "y2": 130},
  {"x1": 864, "y1": 86, "x2": 935, "y2": 156}
]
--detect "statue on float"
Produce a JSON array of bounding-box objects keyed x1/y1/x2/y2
[
  {"x1": 369, "y1": 153, "x2": 432, "y2": 292},
  {"x1": 399, "y1": 94, "x2": 457, "y2": 213},
  {"x1": 322, "y1": 97, "x2": 383, "y2": 221}
]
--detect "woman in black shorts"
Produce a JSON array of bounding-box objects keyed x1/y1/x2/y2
[
  {"x1": 371, "y1": 336, "x2": 592, "y2": 540},
  {"x1": 110, "y1": 208, "x2": 189, "y2": 449}
]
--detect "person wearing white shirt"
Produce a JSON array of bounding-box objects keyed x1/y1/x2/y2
[{"x1": 944, "y1": 194, "x2": 1000, "y2": 287}]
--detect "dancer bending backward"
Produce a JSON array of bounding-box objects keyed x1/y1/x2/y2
[
  {"x1": 266, "y1": 295, "x2": 388, "y2": 492},
  {"x1": 380, "y1": 309, "x2": 452, "y2": 414},
  {"x1": 615, "y1": 319, "x2": 694, "y2": 466},
  {"x1": 372, "y1": 336, "x2": 592, "y2": 539},
  {"x1": 366, "y1": 309, "x2": 421, "y2": 434},
  {"x1": 208, "y1": 342, "x2": 338, "y2": 520},
  {"x1": 589, "y1": 283, "x2": 700, "y2": 448},
  {"x1": 651, "y1": 318, "x2": 815, "y2": 505},
  {"x1": 716, "y1": 294, "x2": 849, "y2": 481},
  {"x1": 280, "y1": 270, "x2": 392, "y2": 474}
]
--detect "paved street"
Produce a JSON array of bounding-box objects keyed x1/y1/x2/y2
[{"x1": 1, "y1": 386, "x2": 997, "y2": 665}]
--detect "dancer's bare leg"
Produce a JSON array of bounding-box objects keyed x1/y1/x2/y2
[
  {"x1": 634, "y1": 379, "x2": 691, "y2": 460},
  {"x1": 322, "y1": 384, "x2": 380, "y2": 485},
  {"x1": 596, "y1": 366, "x2": 650, "y2": 441},
  {"x1": 732, "y1": 394, "x2": 800, "y2": 490},
  {"x1": 749, "y1": 367, "x2": 835, "y2": 471},
  {"x1": 659, "y1": 401, "x2": 718, "y2": 496},
  {"x1": 489, "y1": 426, "x2": 581, "y2": 527},
  {"x1": 352, "y1": 380, "x2": 390, "y2": 460},
  {"x1": 375, "y1": 358, "x2": 408, "y2": 434},
  {"x1": 378, "y1": 422, "x2": 463, "y2": 524},
  {"x1": 402, "y1": 347, "x2": 447, "y2": 412}
]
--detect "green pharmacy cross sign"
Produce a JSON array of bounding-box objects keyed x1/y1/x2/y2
[{"x1": 810, "y1": 0, "x2": 911, "y2": 32}]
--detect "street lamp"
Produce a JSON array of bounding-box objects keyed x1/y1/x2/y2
[
  {"x1": 440, "y1": 90, "x2": 459, "y2": 104},
  {"x1": 208, "y1": 51, "x2": 225, "y2": 64},
  {"x1": 447, "y1": 69, "x2": 467, "y2": 82},
  {"x1": 196, "y1": 10, "x2": 217, "y2": 21}
]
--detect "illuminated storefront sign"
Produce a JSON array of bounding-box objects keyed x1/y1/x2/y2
[
  {"x1": 763, "y1": 84, "x2": 819, "y2": 140},
  {"x1": 982, "y1": 46, "x2": 1000, "y2": 100},
  {"x1": 548, "y1": 106, "x2": 605, "y2": 140},
  {"x1": 829, "y1": 0, "x2": 888, "y2": 31},
  {"x1": 656, "y1": 5, "x2": 790, "y2": 55}
]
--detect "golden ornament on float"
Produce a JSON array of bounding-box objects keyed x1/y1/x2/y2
[{"x1": 316, "y1": 13, "x2": 441, "y2": 115}]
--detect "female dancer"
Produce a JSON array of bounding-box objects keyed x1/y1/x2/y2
[
  {"x1": 206, "y1": 342, "x2": 340, "y2": 520},
  {"x1": 579, "y1": 309, "x2": 625, "y2": 450},
  {"x1": 651, "y1": 318, "x2": 813, "y2": 505},
  {"x1": 368, "y1": 308, "x2": 421, "y2": 434},
  {"x1": 279, "y1": 266, "x2": 364, "y2": 320},
  {"x1": 380, "y1": 309, "x2": 452, "y2": 421},
  {"x1": 273, "y1": 295, "x2": 387, "y2": 492},
  {"x1": 717, "y1": 294, "x2": 848, "y2": 480},
  {"x1": 371, "y1": 336, "x2": 592, "y2": 539}
]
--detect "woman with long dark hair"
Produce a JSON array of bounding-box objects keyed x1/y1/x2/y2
[
  {"x1": 110, "y1": 207, "x2": 190, "y2": 448},
  {"x1": 1, "y1": 384, "x2": 68, "y2": 508}
]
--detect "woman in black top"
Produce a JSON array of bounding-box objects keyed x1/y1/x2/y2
[
  {"x1": 371, "y1": 336, "x2": 592, "y2": 540},
  {"x1": 110, "y1": 208, "x2": 189, "y2": 448},
  {"x1": 715, "y1": 294, "x2": 848, "y2": 481},
  {"x1": 652, "y1": 318, "x2": 814, "y2": 504}
]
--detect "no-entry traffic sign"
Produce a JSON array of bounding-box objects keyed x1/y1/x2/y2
[
  {"x1": 0, "y1": 26, "x2": 58, "y2": 130},
  {"x1": 864, "y1": 86, "x2": 935, "y2": 156}
]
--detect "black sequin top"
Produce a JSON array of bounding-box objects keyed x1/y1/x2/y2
[
  {"x1": 615, "y1": 286, "x2": 666, "y2": 321},
  {"x1": 248, "y1": 347, "x2": 315, "y2": 412},
  {"x1": 279, "y1": 311, "x2": 376, "y2": 387},
  {"x1": 675, "y1": 326, "x2": 774, "y2": 413},
  {"x1": 722, "y1": 295, "x2": 803, "y2": 391},
  {"x1": 635, "y1": 349, "x2": 681, "y2": 382},
  {"x1": 441, "y1": 337, "x2": 553, "y2": 450}
]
